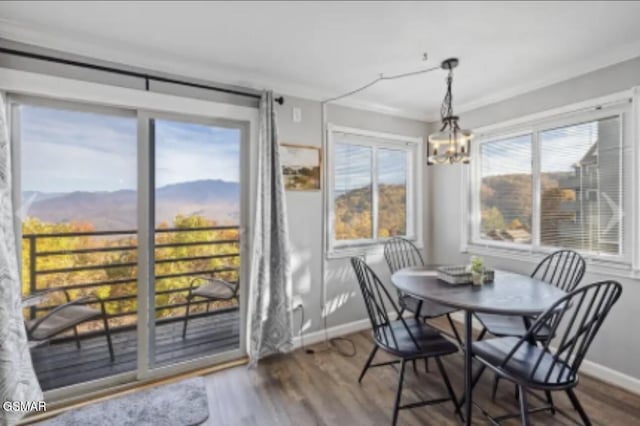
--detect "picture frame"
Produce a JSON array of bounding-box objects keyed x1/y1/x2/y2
[{"x1": 280, "y1": 143, "x2": 322, "y2": 191}]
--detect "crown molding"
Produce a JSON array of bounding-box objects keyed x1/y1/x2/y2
[
  {"x1": 2, "y1": 18, "x2": 639, "y2": 125},
  {"x1": 452, "y1": 38, "x2": 640, "y2": 122},
  {"x1": 0, "y1": 18, "x2": 430, "y2": 121}
]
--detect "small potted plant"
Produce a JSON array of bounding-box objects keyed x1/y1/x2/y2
[{"x1": 468, "y1": 256, "x2": 485, "y2": 286}]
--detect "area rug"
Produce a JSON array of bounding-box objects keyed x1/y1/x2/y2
[{"x1": 39, "y1": 377, "x2": 209, "y2": 426}]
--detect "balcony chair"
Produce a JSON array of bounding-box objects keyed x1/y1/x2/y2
[
  {"x1": 474, "y1": 249, "x2": 586, "y2": 405},
  {"x1": 25, "y1": 289, "x2": 114, "y2": 362},
  {"x1": 182, "y1": 276, "x2": 238, "y2": 338},
  {"x1": 470, "y1": 280, "x2": 621, "y2": 425},
  {"x1": 383, "y1": 237, "x2": 461, "y2": 346},
  {"x1": 351, "y1": 257, "x2": 462, "y2": 426}
]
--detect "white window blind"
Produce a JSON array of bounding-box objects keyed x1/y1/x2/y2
[
  {"x1": 480, "y1": 134, "x2": 532, "y2": 245},
  {"x1": 377, "y1": 148, "x2": 408, "y2": 238},
  {"x1": 334, "y1": 142, "x2": 374, "y2": 240},
  {"x1": 539, "y1": 116, "x2": 622, "y2": 255}
]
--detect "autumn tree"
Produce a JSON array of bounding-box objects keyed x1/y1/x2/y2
[{"x1": 481, "y1": 207, "x2": 506, "y2": 234}]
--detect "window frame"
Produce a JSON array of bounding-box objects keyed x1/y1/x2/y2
[
  {"x1": 465, "y1": 93, "x2": 634, "y2": 268},
  {"x1": 326, "y1": 124, "x2": 423, "y2": 257}
]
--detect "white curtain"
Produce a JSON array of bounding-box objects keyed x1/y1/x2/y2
[
  {"x1": 247, "y1": 91, "x2": 294, "y2": 365},
  {"x1": 0, "y1": 93, "x2": 43, "y2": 425}
]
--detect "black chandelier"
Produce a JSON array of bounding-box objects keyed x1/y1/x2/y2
[{"x1": 427, "y1": 58, "x2": 472, "y2": 165}]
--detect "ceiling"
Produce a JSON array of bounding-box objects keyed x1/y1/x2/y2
[{"x1": 1, "y1": 1, "x2": 640, "y2": 121}]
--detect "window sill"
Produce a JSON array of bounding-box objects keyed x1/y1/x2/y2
[
  {"x1": 327, "y1": 240, "x2": 424, "y2": 260},
  {"x1": 463, "y1": 243, "x2": 638, "y2": 281}
]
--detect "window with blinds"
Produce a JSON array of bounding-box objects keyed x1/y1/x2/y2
[
  {"x1": 480, "y1": 134, "x2": 532, "y2": 244},
  {"x1": 329, "y1": 128, "x2": 419, "y2": 252},
  {"x1": 472, "y1": 103, "x2": 629, "y2": 261},
  {"x1": 540, "y1": 117, "x2": 622, "y2": 255},
  {"x1": 334, "y1": 143, "x2": 374, "y2": 240}
]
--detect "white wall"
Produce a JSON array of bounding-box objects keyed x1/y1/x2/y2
[
  {"x1": 427, "y1": 55, "x2": 640, "y2": 381},
  {"x1": 276, "y1": 98, "x2": 429, "y2": 337}
]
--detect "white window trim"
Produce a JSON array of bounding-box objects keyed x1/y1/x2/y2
[
  {"x1": 461, "y1": 89, "x2": 639, "y2": 275},
  {"x1": 325, "y1": 124, "x2": 423, "y2": 258},
  {"x1": 1, "y1": 67, "x2": 258, "y2": 400}
]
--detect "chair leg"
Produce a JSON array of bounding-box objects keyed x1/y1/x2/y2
[
  {"x1": 182, "y1": 295, "x2": 193, "y2": 339},
  {"x1": 445, "y1": 313, "x2": 462, "y2": 345},
  {"x1": 412, "y1": 359, "x2": 418, "y2": 374},
  {"x1": 358, "y1": 346, "x2": 378, "y2": 383},
  {"x1": 435, "y1": 357, "x2": 463, "y2": 422},
  {"x1": 102, "y1": 313, "x2": 115, "y2": 362},
  {"x1": 73, "y1": 326, "x2": 81, "y2": 349},
  {"x1": 518, "y1": 385, "x2": 530, "y2": 426},
  {"x1": 392, "y1": 359, "x2": 406, "y2": 426},
  {"x1": 424, "y1": 357, "x2": 429, "y2": 373},
  {"x1": 396, "y1": 307, "x2": 405, "y2": 320},
  {"x1": 545, "y1": 390, "x2": 556, "y2": 415},
  {"x1": 566, "y1": 388, "x2": 592, "y2": 426},
  {"x1": 491, "y1": 374, "x2": 500, "y2": 401},
  {"x1": 477, "y1": 327, "x2": 487, "y2": 341}
]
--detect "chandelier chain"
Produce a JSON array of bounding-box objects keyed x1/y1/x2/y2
[{"x1": 440, "y1": 69, "x2": 455, "y2": 121}]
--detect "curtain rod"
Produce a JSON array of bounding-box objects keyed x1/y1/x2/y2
[{"x1": 0, "y1": 46, "x2": 284, "y2": 105}]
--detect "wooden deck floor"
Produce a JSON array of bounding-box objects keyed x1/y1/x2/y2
[
  {"x1": 202, "y1": 324, "x2": 640, "y2": 425},
  {"x1": 31, "y1": 309, "x2": 240, "y2": 391}
]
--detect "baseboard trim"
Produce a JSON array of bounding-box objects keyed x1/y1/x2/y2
[
  {"x1": 292, "y1": 317, "x2": 371, "y2": 349},
  {"x1": 449, "y1": 311, "x2": 640, "y2": 396},
  {"x1": 579, "y1": 358, "x2": 640, "y2": 395}
]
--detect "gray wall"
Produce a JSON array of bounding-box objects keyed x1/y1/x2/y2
[
  {"x1": 276, "y1": 98, "x2": 429, "y2": 337},
  {"x1": 427, "y1": 56, "x2": 640, "y2": 379}
]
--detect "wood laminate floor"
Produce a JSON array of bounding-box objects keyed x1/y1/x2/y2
[{"x1": 201, "y1": 325, "x2": 640, "y2": 425}]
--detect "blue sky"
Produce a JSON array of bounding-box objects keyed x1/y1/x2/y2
[{"x1": 21, "y1": 105, "x2": 241, "y2": 193}]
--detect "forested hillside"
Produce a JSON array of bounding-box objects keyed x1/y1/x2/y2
[
  {"x1": 335, "y1": 184, "x2": 406, "y2": 239},
  {"x1": 480, "y1": 172, "x2": 576, "y2": 238}
]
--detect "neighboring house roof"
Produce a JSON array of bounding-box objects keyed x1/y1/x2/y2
[
  {"x1": 573, "y1": 141, "x2": 598, "y2": 169},
  {"x1": 486, "y1": 228, "x2": 531, "y2": 243}
]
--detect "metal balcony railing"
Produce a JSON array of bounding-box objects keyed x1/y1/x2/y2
[{"x1": 22, "y1": 226, "x2": 241, "y2": 339}]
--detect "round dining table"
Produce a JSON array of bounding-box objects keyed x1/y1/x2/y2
[{"x1": 391, "y1": 267, "x2": 567, "y2": 425}]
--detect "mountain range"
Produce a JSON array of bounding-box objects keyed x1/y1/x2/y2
[{"x1": 23, "y1": 179, "x2": 240, "y2": 230}]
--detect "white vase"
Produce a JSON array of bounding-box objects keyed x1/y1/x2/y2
[{"x1": 471, "y1": 270, "x2": 484, "y2": 286}]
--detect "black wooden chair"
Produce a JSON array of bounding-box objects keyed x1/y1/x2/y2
[
  {"x1": 25, "y1": 289, "x2": 114, "y2": 362},
  {"x1": 383, "y1": 237, "x2": 461, "y2": 344},
  {"x1": 351, "y1": 257, "x2": 462, "y2": 425},
  {"x1": 476, "y1": 250, "x2": 586, "y2": 341},
  {"x1": 474, "y1": 249, "x2": 586, "y2": 403},
  {"x1": 182, "y1": 276, "x2": 238, "y2": 338},
  {"x1": 470, "y1": 280, "x2": 621, "y2": 425}
]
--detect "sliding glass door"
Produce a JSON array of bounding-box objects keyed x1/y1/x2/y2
[
  {"x1": 11, "y1": 97, "x2": 248, "y2": 396},
  {"x1": 13, "y1": 98, "x2": 139, "y2": 391},
  {"x1": 147, "y1": 114, "x2": 245, "y2": 370}
]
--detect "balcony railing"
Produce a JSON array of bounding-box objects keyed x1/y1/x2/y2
[{"x1": 22, "y1": 226, "x2": 241, "y2": 339}]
